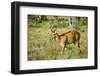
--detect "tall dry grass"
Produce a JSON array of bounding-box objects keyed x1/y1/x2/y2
[{"x1": 28, "y1": 27, "x2": 88, "y2": 61}]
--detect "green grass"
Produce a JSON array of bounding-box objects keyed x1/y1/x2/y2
[{"x1": 28, "y1": 27, "x2": 88, "y2": 61}]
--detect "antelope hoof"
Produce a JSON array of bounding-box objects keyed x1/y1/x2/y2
[{"x1": 60, "y1": 51, "x2": 64, "y2": 55}]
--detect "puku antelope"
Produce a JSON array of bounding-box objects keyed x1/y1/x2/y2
[{"x1": 48, "y1": 28, "x2": 81, "y2": 55}]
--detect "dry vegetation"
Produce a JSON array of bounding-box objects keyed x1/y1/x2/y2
[{"x1": 28, "y1": 15, "x2": 88, "y2": 61}]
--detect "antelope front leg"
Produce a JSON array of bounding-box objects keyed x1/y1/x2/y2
[
  {"x1": 60, "y1": 44, "x2": 65, "y2": 55},
  {"x1": 61, "y1": 47, "x2": 64, "y2": 55}
]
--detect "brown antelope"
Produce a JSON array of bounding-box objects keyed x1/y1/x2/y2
[{"x1": 48, "y1": 28, "x2": 80, "y2": 55}]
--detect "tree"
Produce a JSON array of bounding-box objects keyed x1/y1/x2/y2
[{"x1": 68, "y1": 16, "x2": 76, "y2": 28}]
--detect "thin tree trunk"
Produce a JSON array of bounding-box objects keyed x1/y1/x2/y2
[{"x1": 68, "y1": 16, "x2": 76, "y2": 28}]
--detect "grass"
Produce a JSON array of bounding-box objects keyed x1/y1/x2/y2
[{"x1": 28, "y1": 27, "x2": 88, "y2": 61}]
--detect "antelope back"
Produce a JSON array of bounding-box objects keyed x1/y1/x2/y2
[{"x1": 62, "y1": 30, "x2": 80, "y2": 43}]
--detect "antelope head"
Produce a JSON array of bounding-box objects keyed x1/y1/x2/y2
[{"x1": 48, "y1": 27, "x2": 57, "y2": 40}]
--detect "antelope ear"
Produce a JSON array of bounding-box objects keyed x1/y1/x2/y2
[
  {"x1": 50, "y1": 28, "x2": 53, "y2": 32},
  {"x1": 54, "y1": 31, "x2": 57, "y2": 34},
  {"x1": 49, "y1": 26, "x2": 52, "y2": 30}
]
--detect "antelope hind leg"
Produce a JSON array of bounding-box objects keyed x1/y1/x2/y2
[{"x1": 76, "y1": 41, "x2": 81, "y2": 54}]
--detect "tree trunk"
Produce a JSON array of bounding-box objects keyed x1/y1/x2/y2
[{"x1": 68, "y1": 16, "x2": 76, "y2": 28}]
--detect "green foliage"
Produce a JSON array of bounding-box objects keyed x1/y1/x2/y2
[
  {"x1": 75, "y1": 17, "x2": 88, "y2": 32},
  {"x1": 28, "y1": 15, "x2": 69, "y2": 28}
]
